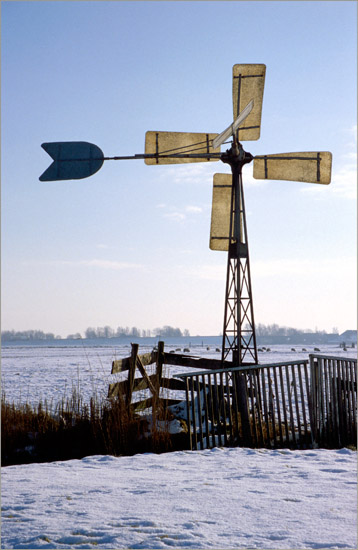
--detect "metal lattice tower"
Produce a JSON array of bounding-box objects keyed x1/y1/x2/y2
[{"x1": 220, "y1": 140, "x2": 257, "y2": 364}]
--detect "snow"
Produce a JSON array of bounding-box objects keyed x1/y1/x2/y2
[
  {"x1": 2, "y1": 448, "x2": 356, "y2": 549},
  {"x1": 1, "y1": 342, "x2": 357, "y2": 549}
]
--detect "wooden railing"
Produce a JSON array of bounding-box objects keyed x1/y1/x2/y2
[{"x1": 176, "y1": 355, "x2": 357, "y2": 450}]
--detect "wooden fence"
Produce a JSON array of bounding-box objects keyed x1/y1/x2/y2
[
  {"x1": 177, "y1": 355, "x2": 357, "y2": 450},
  {"x1": 108, "y1": 344, "x2": 356, "y2": 450}
]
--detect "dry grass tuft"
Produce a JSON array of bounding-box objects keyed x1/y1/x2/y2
[{"x1": 1, "y1": 388, "x2": 187, "y2": 466}]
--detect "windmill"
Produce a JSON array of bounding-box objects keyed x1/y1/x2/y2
[{"x1": 40, "y1": 64, "x2": 332, "y2": 366}]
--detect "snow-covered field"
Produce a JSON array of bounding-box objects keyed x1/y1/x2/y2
[
  {"x1": 2, "y1": 341, "x2": 356, "y2": 408},
  {"x1": 1, "y1": 342, "x2": 357, "y2": 549},
  {"x1": 2, "y1": 448, "x2": 356, "y2": 549}
]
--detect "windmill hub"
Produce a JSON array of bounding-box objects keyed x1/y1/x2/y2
[{"x1": 221, "y1": 141, "x2": 253, "y2": 169}]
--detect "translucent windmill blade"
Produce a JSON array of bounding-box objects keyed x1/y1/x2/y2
[
  {"x1": 144, "y1": 131, "x2": 220, "y2": 165},
  {"x1": 232, "y1": 64, "x2": 266, "y2": 141},
  {"x1": 210, "y1": 173, "x2": 246, "y2": 251},
  {"x1": 213, "y1": 99, "x2": 254, "y2": 150},
  {"x1": 253, "y1": 152, "x2": 332, "y2": 184},
  {"x1": 39, "y1": 142, "x2": 104, "y2": 181}
]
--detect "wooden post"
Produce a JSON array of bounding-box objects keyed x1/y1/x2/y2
[
  {"x1": 156, "y1": 341, "x2": 164, "y2": 388},
  {"x1": 127, "y1": 343, "x2": 138, "y2": 409}
]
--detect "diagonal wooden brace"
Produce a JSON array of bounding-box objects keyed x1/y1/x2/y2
[{"x1": 136, "y1": 356, "x2": 159, "y2": 399}]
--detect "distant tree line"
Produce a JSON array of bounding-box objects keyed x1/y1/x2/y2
[
  {"x1": 1, "y1": 330, "x2": 59, "y2": 341},
  {"x1": 255, "y1": 323, "x2": 334, "y2": 337},
  {"x1": 83, "y1": 325, "x2": 190, "y2": 339}
]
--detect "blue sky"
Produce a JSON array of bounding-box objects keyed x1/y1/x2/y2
[{"x1": 1, "y1": 1, "x2": 357, "y2": 337}]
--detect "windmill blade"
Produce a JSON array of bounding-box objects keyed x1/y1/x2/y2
[
  {"x1": 144, "y1": 131, "x2": 220, "y2": 165},
  {"x1": 213, "y1": 99, "x2": 254, "y2": 150},
  {"x1": 210, "y1": 173, "x2": 245, "y2": 251},
  {"x1": 253, "y1": 152, "x2": 332, "y2": 184},
  {"x1": 232, "y1": 64, "x2": 266, "y2": 141},
  {"x1": 39, "y1": 142, "x2": 104, "y2": 181}
]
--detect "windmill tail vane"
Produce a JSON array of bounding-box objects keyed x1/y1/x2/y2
[{"x1": 39, "y1": 63, "x2": 332, "y2": 367}]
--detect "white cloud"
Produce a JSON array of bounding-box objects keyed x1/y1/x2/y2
[
  {"x1": 185, "y1": 205, "x2": 203, "y2": 214},
  {"x1": 163, "y1": 212, "x2": 186, "y2": 221}
]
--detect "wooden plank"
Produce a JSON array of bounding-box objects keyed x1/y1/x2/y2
[
  {"x1": 196, "y1": 376, "x2": 204, "y2": 449},
  {"x1": 111, "y1": 356, "x2": 131, "y2": 374},
  {"x1": 231, "y1": 372, "x2": 241, "y2": 443},
  {"x1": 190, "y1": 377, "x2": 198, "y2": 450},
  {"x1": 336, "y1": 360, "x2": 344, "y2": 446},
  {"x1": 331, "y1": 359, "x2": 340, "y2": 446},
  {"x1": 291, "y1": 365, "x2": 302, "y2": 444},
  {"x1": 348, "y1": 360, "x2": 357, "y2": 436},
  {"x1": 214, "y1": 373, "x2": 223, "y2": 447},
  {"x1": 136, "y1": 356, "x2": 159, "y2": 399},
  {"x1": 131, "y1": 396, "x2": 182, "y2": 413},
  {"x1": 185, "y1": 377, "x2": 192, "y2": 451},
  {"x1": 161, "y1": 377, "x2": 186, "y2": 392},
  {"x1": 225, "y1": 371, "x2": 233, "y2": 444},
  {"x1": 202, "y1": 375, "x2": 211, "y2": 448},
  {"x1": 237, "y1": 372, "x2": 252, "y2": 446},
  {"x1": 220, "y1": 371, "x2": 228, "y2": 447},
  {"x1": 261, "y1": 368, "x2": 271, "y2": 447},
  {"x1": 156, "y1": 341, "x2": 164, "y2": 393},
  {"x1": 127, "y1": 344, "x2": 138, "y2": 407},
  {"x1": 131, "y1": 396, "x2": 153, "y2": 412},
  {"x1": 248, "y1": 370, "x2": 258, "y2": 446},
  {"x1": 297, "y1": 363, "x2": 309, "y2": 445},
  {"x1": 285, "y1": 365, "x2": 297, "y2": 448},
  {"x1": 268, "y1": 368, "x2": 277, "y2": 448},
  {"x1": 303, "y1": 362, "x2": 314, "y2": 447},
  {"x1": 322, "y1": 359, "x2": 332, "y2": 446},
  {"x1": 327, "y1": 358, "x2": 335, "y2": 445},
  {"x1": 279, "y1": 366, "x2": 290, "y2": 444},
  {"x1": 163, "y1": 352, "x2": 231, "y2": 370},
  {"x1": 272, "y1": 367, "x2": 283, "y2": 446},
  {"x1": 343, "y1": 361, "x2": 353, "y2": 442},
  {"x1": 338, "y1": 360, "x2": 348, "y2": 445},
  {"x1": 208, "y1": 374, "x2": 217, "y2": 448},
  {"x1": 253, "y1": 369, "x2": 264, "y2": 447}
]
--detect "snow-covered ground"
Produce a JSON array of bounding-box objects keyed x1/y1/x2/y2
[
  {"x1": 2, "y1": 342, "x2": 357, "y2": 549},
  {"x1": 2, "y1": 447, "x2": 356, "y2": 549},
  {"x1": 2, "y1": 342, "x2": 356, "y2": 408}
]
